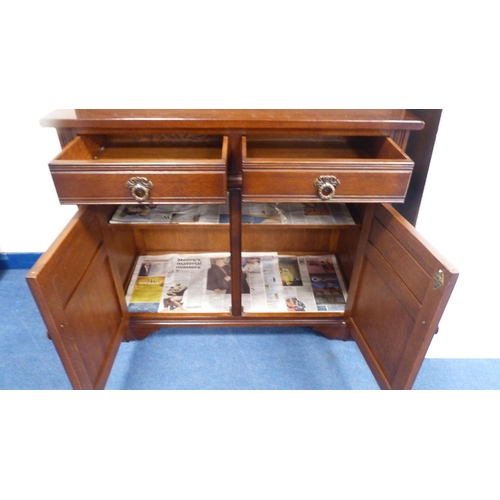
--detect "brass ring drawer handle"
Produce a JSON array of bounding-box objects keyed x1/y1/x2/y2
[
  {"x1": 126, "y1": 177, "x2": 154, "y2": 202},
  {"x1": 314, "y1": 176, "x2": 340, "y2": 200}
]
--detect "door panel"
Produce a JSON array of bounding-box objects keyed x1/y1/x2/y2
[
  {"x1": 26, "y1": 206, "x2": 128, "y2": 389},
  {"x1": 346, "y1": 204, "x2": 458, "y2": 389}
]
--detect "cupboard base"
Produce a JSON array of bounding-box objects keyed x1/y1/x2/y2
[{"x1": 124, "y1": 317, "x2": 349, "y2": 341}]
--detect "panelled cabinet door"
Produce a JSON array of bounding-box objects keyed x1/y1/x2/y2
[
  {"x1": 26, "y1": 207, "x2": 128, "y2": 390},
  {"x1": 346, "y1": 204, "x2": 458, "y2": 390}
]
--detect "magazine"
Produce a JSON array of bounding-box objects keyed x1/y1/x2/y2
[
  {"x1": 111, "y1": 202, "x2": 355, "y2": 225},
  {"x1": 125, "y1": 252, "x2": 348, "y2": 314}
]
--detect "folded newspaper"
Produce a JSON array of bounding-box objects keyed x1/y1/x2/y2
[
  {"x1": 125, "y1": 252, "x2": 348, "y2": 314},
  {"x1": 111, "y1": 202, "x2": 355, "y2": 225}
]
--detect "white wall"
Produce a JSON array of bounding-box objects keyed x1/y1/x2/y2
[
  {"x1": 0, "y1": 111, "x2": 77, "y2": 253},
  {"x1": 417, "y1": 108, "x2": 499, "y2": 357},
  {"x1": 2, "y1": 2, "x2": 498, "y2": 358}
]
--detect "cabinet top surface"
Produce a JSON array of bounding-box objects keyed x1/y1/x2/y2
[{"x1": 40, "y1": 109, "x2": 425, "y2": 131}]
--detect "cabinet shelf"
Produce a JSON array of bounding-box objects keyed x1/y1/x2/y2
[
  {"x1": 108, "y1": 201, "x2": 357, "y2": 226},
  {"x1": 124, "y1": 251, "x2": 348, "y2": 317}
]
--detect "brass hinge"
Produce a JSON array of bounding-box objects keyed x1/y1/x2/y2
[{"x1": 433, "y1": 270, "x2": 444, "y2": 289}]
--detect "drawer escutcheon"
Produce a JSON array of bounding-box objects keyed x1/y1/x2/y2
[
  {"x1": 314, "y1": 175, "x2": 340, "y2": 200},
  {"x1": 126, "y1": 177, "x2": 154, "y2": 202}
]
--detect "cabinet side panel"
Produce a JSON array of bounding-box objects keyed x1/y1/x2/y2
[
  {"x1": 138, "y1": 226, "x2": 230, "y2": 254},
  {"x1": 336, "y1": 225, "x2": 361, "y2": 285},
  {"x1": 396, "y1": 109, "x2": 442, "y2": 225},
  {"x1": 106, "y1": 226, "x2": 138, "y2": 288},
  {"x1": 242, "y1": 226, "x2": 340, "y2": 254}
]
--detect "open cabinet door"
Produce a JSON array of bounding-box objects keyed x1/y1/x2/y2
[
  {"x1": 26, "y1": 206, "x2": 128, "y2": 389},
  {"x1": 346, "y1": 204, "x2": 458, "y2": 390}
]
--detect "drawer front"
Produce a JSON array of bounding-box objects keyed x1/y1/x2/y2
[
  {"x1": 49, "y1": 135, "x2": 228, "y2": 204},
  {"x1": 50, "y1": 169, "x2": 227, "y2": 204},
  {"x1": 242, "y1": 136, "x2": 414, "y2": 203},
  {"x1": 243, "y1": 169, "x2": 412, "y2": 203}
]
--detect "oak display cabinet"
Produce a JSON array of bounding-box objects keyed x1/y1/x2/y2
[{"x1": 27, "y1": 110, "x2": 458, "y2": 390}]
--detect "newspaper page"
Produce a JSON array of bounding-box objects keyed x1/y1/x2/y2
[
  {"x1": 110, "y1": 202, "x2": 355, "y2": 225},
  {"x1": 277, "y1": 255, "x2": 348, "y2": 313},
  {"x1": 126, "y1": 253, "x2": 233, "y2": 313},
  {"x1": 125, "y1": 252, "x2": 348, "y2": 314},
  {"x1": 111, "y1": 202, "x2": 281, "y2": 224},
  {"x1": 240, "y1": 204, "x2": 284, "y2": 224},
  {"x1": 241, "y1": 253, "x2": 283, "y2": 312},
  {"x1": 273, "y1": 203, "x2": 355, "y2": 225},
  {"x1": 110, "y1": 204, "x2": 223, "y2": 224},
  {"x1": 125, "y1": 252, "x2": 282, "y2": 314},
  {"x1": 230, "y1": 203, "x2": 355, "y2": 225}
]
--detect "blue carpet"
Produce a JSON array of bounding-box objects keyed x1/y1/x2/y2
[
  {"x1": 0, "y1": 252, "x2": 41, "y2": 270},
  {"x1": 105, "y1": 328, "x2": 380, "y2": 390},
  {"x1": 1, "y1": 268, "x2": 499, "y2": 390}
]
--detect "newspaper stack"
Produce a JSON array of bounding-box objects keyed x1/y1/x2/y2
[
  {"x1": 111, "y1": 202, "x2": 355, "y2": 225},
  {"x1": 125, "y1": 253, "x2": 348, "y2": 314}
]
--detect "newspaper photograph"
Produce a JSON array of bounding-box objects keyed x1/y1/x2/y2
[{"x1": 278, "y1": 255, "x2": 348, "y2": 313}]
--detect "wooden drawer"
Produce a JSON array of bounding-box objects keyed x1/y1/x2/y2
[
  {"x1": 49, "y1": 135, "x2": 228, "y2": 204},
  {"x1": 242, "y1": 136, "x2": 414, "y2": 203}
]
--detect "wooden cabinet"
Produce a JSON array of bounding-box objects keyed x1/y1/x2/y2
[{"x1": 27, "y1": 110, "x2": 458, "y2": 390}]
